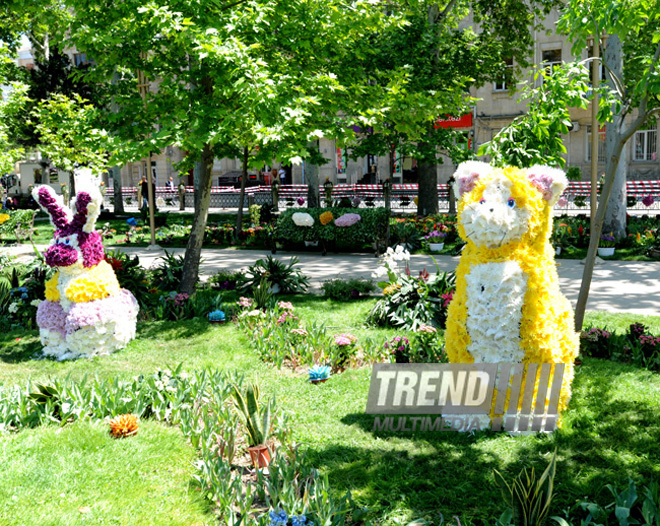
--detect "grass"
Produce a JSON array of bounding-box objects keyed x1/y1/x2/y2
[
  {"x1": 0, "y1": 419, "x2": 212, "y2": 525},
  {"x1": 1, "y1": 302, "x2": 660, "y2": 525}
]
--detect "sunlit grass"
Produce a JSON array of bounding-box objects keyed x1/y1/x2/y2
[{"x1": 1, "y1": 304, "x2": 660, "y2": 525}]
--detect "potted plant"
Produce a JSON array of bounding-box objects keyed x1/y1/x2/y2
[
  {"x1": 424, "y1": 230, "x2": 448, "y2": 252},
  {"x1": 208, "y1": 310, "x2": 226, "y2": 323},
  {"x1": 308, "y1": 364, "x2": 331, "y2": 384},
  {"x1": 551, "y1": 222, "x2": 570, "y2": 255},
  {"x1": 598, "y1": 233, "x2": 617, "y2": 257},
  {"x1": 231, "y1": 382, "x2": 273, "y2": 469}
]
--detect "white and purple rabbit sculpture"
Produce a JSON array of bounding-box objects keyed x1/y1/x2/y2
[{"x1": 33, "y1": 185, "x2": 139, "y2": 360}]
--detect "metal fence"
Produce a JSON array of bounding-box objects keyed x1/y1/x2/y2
[{"x1": 106, "y1": 181, "x2": 660, "y2": 212}]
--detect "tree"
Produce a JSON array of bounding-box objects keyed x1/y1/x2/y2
[
  {"x1": 33, "y1": 93, "x2": 109, "y2": 193},
  {"x1": 557, "y1": 0, "x2": 660, "y2": 329},
  {"x1": 0, "y1": 81, "x2": 28, "y2": 175},
  {"x1": 62, "y1": 0, "x2": 400, "y2": 293},
  {"x1": 338, "y1": 0, "x2": 560, "y2": 215}
]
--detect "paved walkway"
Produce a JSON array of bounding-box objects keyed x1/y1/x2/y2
[{"x1": 4, "y1": 243, "x2": 660, "y2": 316}]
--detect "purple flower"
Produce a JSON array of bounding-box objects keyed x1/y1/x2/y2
[
  {"x1": 335, "y1": 213, "x2": 361, "y2": 227},
  {"x1": 297, "y1": 196, "x2": 305, "y2": 206},
  {"x1": 642, "y1": 195, "x2": 655, "y2": 207}
]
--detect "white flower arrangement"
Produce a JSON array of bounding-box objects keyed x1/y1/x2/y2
[{"x1": 292, "y1": 212, "x2": 314, "y2": 227}]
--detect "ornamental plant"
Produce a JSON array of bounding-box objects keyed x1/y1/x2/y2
[
  {"x1": 330, "y1": 333, "x2": 358, "y2": 369},
  {"x1": 599, "y1": 233, "x2": 617, "y2": 248},
  {"x1": 308, "y1": 364, "x2": 331, "y2": 382},
  {"x1": 369, "y1": 247, "x2": 455, "y2": 330},
  {"x1": 208, "y1": 310, "x2": 226, "y2": 322},
  {"x1": 230, "y1": 382, "x2": 273, "y2": 447},
  {"x1": 424, "y1": 230, "x2": 448, "y2": 241},
  {"x1": 642, "y1": 195, "x2": 655, "y2": 207},
  {"x1": 384, "y1": 335, "x2": 411, "y2": 363}
]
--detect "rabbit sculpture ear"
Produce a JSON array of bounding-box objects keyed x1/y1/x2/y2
[
  {"x1": 70, "y1": 188, "x2": 102, "y2": 234},
  {"x1": 525, "y1": 165, "x2": 568, "y2": 206},
  {"x1": 32, "y1": 185, "x2": 73, "y2": 230}
]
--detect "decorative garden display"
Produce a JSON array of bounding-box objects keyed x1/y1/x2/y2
[
  {"x1": 32, "y1": 185, "x2": 139, "y2": 360},
  {"x1": 445, "y1": 162, "x2": 579, "y2": 427}
]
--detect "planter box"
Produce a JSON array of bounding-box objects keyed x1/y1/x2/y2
[
  {"x1": 429, "y1": 242, "x2": 444, "y2": 252},
  {"x1": 597, "y1": 247, "x2": 615, "y2": 257}
]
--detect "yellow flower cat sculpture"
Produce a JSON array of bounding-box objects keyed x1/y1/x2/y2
[{"x1": 445, "y1": 162, "x2": 579, "y2": 425}]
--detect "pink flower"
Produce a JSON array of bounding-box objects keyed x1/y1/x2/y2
[
  {"x1": 642, "y1": 195, "x2": 655, "y2": 207},
  {"x1": 334, "y1": 213, "x2": 361, "y2": 227},
  {"x1": 334, "y1": 333, "x2": 357, "y2": 346}
]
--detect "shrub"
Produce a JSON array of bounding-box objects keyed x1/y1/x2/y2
[
  {"x1": 208, "y1": 269, "x2": 243, "y2": 291},
  {"x1": 368, "y1": 247, "x2": 455, "y2": 330},
  {"x1": 275, "y1": 207, "x2": 389, "y2": 248},
  {"x1": 321, "y1": 278, "x2": 375, "y2": 301},
  {"x1": 238, "y1": 256, "x2": 309, "y2": 294},
  {"x1": 151, "y1": 251, "x2": 194, "y2": 291}
]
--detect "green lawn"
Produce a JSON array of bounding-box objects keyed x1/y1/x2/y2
[{"x1": 1, "y1": 303, "x2": 660, "y2": 525}]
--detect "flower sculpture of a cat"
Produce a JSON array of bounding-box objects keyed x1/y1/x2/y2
[
  {"x1": 445, "y1": 162, "x2": 579, "y2": 423},
  {"x1": 33, "y1": 185, "x2": 139, "y2": 360}
]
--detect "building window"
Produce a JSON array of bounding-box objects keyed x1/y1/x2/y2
[
  {"x1": 73, "y1": 53, "x2": 93, "y2": 66},
  {"x1": 542, "y1": 48, "x2": 562, "y2": 76},
  {"x1": 633, "y1": 126, "x2": 657, "y2": 161},
  {"x1": 586, "y1": 125, "x2": 606, "y2": 162},
  {"x1": 493, "y1": 58, "x2": 514, "y2": 91}
]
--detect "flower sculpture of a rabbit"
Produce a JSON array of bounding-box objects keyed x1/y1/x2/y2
[{"x1": 33, "y1": 185, "x2": 138, "y2": 360}]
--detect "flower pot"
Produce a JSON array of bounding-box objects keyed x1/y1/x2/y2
[
  {"x1": 555, "y1": 246, "x2": 562, "y2": 256},
  {"x1": 209, "y1": 320, "x2": 225, "y2": 324},
  {"x1": 247, "y1": 444, "x2": 271, "y2": 469},
  {"x1": 428, "y1": 242, "x2": 444, "y2": 252},
  {"x1": 310, "y1": 378, "x2": 328, "y2": 384},
  {"x1": 304, "y1": 240, "x2": 319, "y2": 247},
  {"x1": 597, "y1": 247, "x2": 615, "y2": 257}
]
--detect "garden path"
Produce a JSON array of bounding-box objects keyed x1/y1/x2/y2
[{"x1": 5, "y1": 244, "x2": 659, "y2": 316}]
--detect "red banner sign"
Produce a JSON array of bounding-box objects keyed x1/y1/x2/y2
[{"x1": 434, "y1": 113, "x2": 473, "y2": 129}]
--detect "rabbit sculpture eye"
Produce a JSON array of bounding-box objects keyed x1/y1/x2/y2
[{"x1": 32, "y1": 185, "x2": 139, "y2": 360}]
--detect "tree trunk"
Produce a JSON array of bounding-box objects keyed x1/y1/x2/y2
[
  {"x1": 180, "y1": 142, "x2": 214, "y2": 295},
  {"x1": 603, "y1": 139, "x2": 628, "y2": 238},
  {"x1": 111, "y1": 165, "x2": 124, "y2": 214},
  {"x1": 602, "y1": 35, "x2": 627, "y2": 239},
  {"x1": 306, "y1": 141, "x2": 320, "y2": 208},
  {"x1": 236, "y1": 146, "x2": 248, "y2": 234},
  {"x1": 417, "y1": 142, "x2": 439, "y2": 216}
]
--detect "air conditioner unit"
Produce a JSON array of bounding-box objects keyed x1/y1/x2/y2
[{"x1": 570, "y1": 121, "x2": 580, "y2": 132}]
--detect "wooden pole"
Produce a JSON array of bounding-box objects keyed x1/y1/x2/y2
[{"x1": 590, "y1": 37, "x2": 600, "y2": 232}]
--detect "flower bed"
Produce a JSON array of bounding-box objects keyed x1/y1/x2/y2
[{"x1": 275, "y1": 207, "x2": 388, "y2": 248}]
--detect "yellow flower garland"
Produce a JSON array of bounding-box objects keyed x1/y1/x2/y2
[
  {"x1": 445, "y1": 166, "x2": 579, "y2": 418},
  {"x1": 65, "y1": 260, "x2": 121, "y2": 303}
]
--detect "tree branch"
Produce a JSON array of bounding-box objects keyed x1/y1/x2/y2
[
  {"x1": 219, "y1": 0, "x2": 250, "y2": 12},
  {"x1": 434, "y1": 0, "x2": 459, "y2": 24}
]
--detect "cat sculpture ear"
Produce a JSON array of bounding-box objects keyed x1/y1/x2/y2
[
  {"x1": 452, "y1": 161, "x2": 492, "y2": 199},
  {"x1": 525, "y1": 165, "x2": 568, "y2": 206}
]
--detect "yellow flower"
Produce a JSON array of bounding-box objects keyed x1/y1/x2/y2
[
  {"x1": 319, "y1": 211, "x2": 334, "y2": 226},
  {"x1": 65, "y1": 261, "x2": 121, "y2": 302},
  {"x1": 45, "y1": 272, "x2": 60, "y2": 301},
  {"x1": 0, "y1": 213, "x2": 9, "y2": 225},
  {"x1": 383, "y1": 283, "x2": 401, "y2": 295}
]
